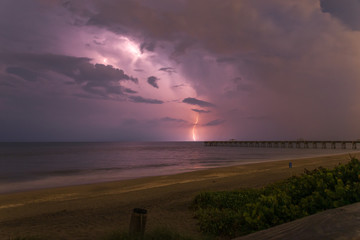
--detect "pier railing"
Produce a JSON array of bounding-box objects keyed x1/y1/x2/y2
[{"x1": 204, "y1": 141, "x2": 360, "y2": 149}]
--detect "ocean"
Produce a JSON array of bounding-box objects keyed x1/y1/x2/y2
[{"x1": 0, "y1": 141, "x2": 357, "y2": 193}]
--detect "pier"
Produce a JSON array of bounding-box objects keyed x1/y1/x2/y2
[{"x1": 204, "y1": 141, "x2": 360, "y2": 149}]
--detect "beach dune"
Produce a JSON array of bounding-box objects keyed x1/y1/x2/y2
[{"x1": 0, "y1": 153, "x2": 358, "y2": 239}]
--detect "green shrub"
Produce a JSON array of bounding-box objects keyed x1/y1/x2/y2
[{"x1": 193, "y1": 158, "x2": 360, "y2": 238}]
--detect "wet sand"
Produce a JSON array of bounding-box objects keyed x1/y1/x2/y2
[{"x1": 0, "y1": 152, "x2": 359, "y2": 240}]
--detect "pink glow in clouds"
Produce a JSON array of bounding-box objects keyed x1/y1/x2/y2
[{"x1": 1, "y1": 0, "x2": 360, "y2": 141}]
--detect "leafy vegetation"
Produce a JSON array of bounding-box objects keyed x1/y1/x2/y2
[{"x1": 192, "y1": 157, "x2": 360, "y2": 238}]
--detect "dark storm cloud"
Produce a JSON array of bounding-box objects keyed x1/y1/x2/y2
[
  {"x1": 2, "y1": 0, "x2": 360, "y2": 141},
  {"x1": 3, "y1": 53, "x2": 138, "y2": 83},
  {"x1": 124, "y1": 88, "x2": 137, "y2": 94},
  {"x1": 6, "y1": 67, "x2": 39, "y2": 82},
  {"x1": 147, "y1": 76, "x2": 160, "y2": 88},
  {"x1": 0, "y1": 81, "x2": 14, "y2": 88},
  {"x1": 79, "y1": 0, "x2": 303, "y2": 56},
  {"x1": 0, "y1": 0, "x2": 66, "y2": 53},
  {"x1": 73, "y1": 93, "x2": 163, "y2": 104},
  {"x1": 172, "y1": 84, "x2": 185, "y2": 88},
  {"x1": 82, "y1": 83, "x2": 135, "y2": 98},
  {"x1": 140, "y1": 41, "x2": 156, "y2": 53},
  {"x1": 223, "y1": 77, "x2": 253, "y2": 97},
  {"x1": 146, "y1": 117, "x2": 189, "y2": 127},
  {"x1": 160, "y1": 117, "x2": 187, "y2": 124},
  {"x1": 82, "y1": 0, "x2": 173, "y2": 36},
  {"x1": 1, "y1": 53, "x2": 138, "y2": 100},
  {"x1": 93, "y1": 40, "x2": 106, "y2": 46},
  {"x1": 69, "y1": 0, "x2": 197, "y2": 55},
  {"x1": 0, "y1": 73, "x2": 18, "y2": 88},
  {"x1": 128, "y1": 95, "x2": 163, "y2": 104},
  {"x1": 216, "y1": 57, "x2": 237, "y2": 63},
  {"x1": 191, "y1": 109, "x2": 210, "y2": 113},
  {"x1": 159, "y1": 67, "x2": 176, "y2": 74},
  {"x1": 320, "y1": 0, "x2": 360, "y2": 30},
  {"x1": 182, "y1": 97, "x2": 215, "y2": 107},
  {"x1": 204, "y1": 119, "x2": 225, "y2": 127}
]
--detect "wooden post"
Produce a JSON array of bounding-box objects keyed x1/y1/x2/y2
[{"x1": 129, "y1": 208, "x2": 147, "y2": 238}]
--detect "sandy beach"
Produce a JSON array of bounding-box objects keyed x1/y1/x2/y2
[{"x1": 1, "y1": 152, "x2": 359, "y2": 240}]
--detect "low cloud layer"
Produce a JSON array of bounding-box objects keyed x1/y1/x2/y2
[
  {"x1": 159, "y1": 67, "x2": 176, "y2": 74},
  {"x1": 1, "y1": 53, "x2": 139, "y2": 99},
  {"x1": 128, "y1": 95, "x2": 163, "y2": 104},
  {"x1": 182, "y1": 98, "x2": 215, "y2": 108},
  {"x1": 0, "y1": 52, "x2": 170, "y2": 105},
  {"x1": 192, "y1": 109, "x2": 210, "y2": 114},
  {"x1": 204, "y1": 119, "x2": 225, "y2": 127}
]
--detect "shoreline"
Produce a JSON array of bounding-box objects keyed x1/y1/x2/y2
[
  {"x1": 1, "y1": 152, "x2": 360, "y2": 239},
  {"x1": 1, "y1": 149, "x2": 358, "y2": 195}
]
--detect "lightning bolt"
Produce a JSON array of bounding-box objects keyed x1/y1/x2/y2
[{"x1": 192, "y1": 114, "x2": 199, "y2": 141}]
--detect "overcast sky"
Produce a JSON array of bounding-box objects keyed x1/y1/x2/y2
[{"x1": 1, "y1": 0, "x2": 360, "y2": 141}]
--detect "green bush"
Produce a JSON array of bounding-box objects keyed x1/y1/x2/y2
[{"x1": 193, "y1": 157, "x2": 360, "y2": 238}]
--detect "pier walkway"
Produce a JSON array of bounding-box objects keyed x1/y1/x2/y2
[{"x1": 204, "y1": 140, "x2": 360, "y2": 149}]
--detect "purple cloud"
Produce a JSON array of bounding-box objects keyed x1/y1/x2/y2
[
  {"x1": 147, "y1": 76, "x2": 160, "y2": 88},
  {"x1": 204, "y1": 119, "x2": 225, "y2": 127},
  {"x1": 1, "y1": 53, "x2": 139, "y2": 100},
  {"x1": 160, "y1": 117, "x2": 188, "y2": 125},
  {"x1": 183, "y1": 98, "x2": 215, "y2": 107},
  {"x1": 159, "y1": 67, "x2": 176, "y2": 74},
  {"x1": 140, "y1": 41, "x2": 156, "y2": 53},
  {"x1": 320, "y1": 0, "x2": 360, "y2": 30},
  {"x1": 6, "y1": 67, "x2": 39, "y2": 82},
  {"x1": 191, "y1": 109, "x2": 210, "y2": 113},
  {"x1": 2, "y1": 0, "x2": 360, "y2": 141},
  {"x1": 128, "y1": 95, "x2": 163, "y2": 104}
]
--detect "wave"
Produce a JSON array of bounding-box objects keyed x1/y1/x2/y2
[{"x1": 0, "y1": 162, "x2": 180, "y2": 184}]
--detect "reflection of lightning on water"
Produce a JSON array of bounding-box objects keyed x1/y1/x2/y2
[{"x1": 192, "y1": 114, "x2": 199, "y2": 141}]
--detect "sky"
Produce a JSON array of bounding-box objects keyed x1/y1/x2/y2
[{"x1": 1, "y1": 0, "x2": 360, "y2": 142}]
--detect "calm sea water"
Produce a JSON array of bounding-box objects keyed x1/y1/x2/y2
[{"x1": 0, "y1": 142, "x2": 356, "y2": 193}]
